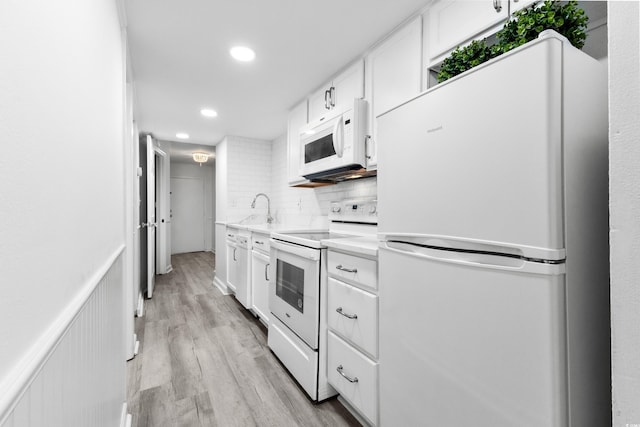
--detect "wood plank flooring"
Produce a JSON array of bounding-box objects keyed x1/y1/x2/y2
[{"x1": 127, "y1": 251, "x2": 361, "y2": 427}]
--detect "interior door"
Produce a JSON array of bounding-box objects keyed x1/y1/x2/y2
[
  {"x1": 170, "y1": 177, "x2": 205, "y2": 254},
  {"x1": 146, "y1": 135, "x2": 156, "y2": 298}
]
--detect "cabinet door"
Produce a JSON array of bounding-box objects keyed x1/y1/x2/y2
[
  {"x1": 308, "y1": 85, "x2": 330, "y2": 122},
  {"x1": 226, "y1": 242, "x2": 237, "y2": 292},
  {"x1": 511, "y1": 0, "x2": 537, "y2": 13},
  {"x1": 331, "y1": 60, "x2": 364, "y2": 111},
  {"x1": 427, "y1": 0, "x2": 507, "y2": 62},
  {"x1": 365, "y1": 17, "x2": 422, "y2": 169},
  {"x1": 287, "y1": 100, "x2": 309, "y2": 186},
  {"x1": 251, "y1": 250, "x2": 270, "y2": 324}
]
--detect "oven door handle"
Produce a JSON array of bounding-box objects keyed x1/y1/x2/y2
[{"x1": 270, "y1": 239, "x2": 321, "y2": 261}]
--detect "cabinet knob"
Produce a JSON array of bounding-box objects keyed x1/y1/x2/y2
[{"x1": 493, "y1": 0, "x2": 502, "y2": 12}]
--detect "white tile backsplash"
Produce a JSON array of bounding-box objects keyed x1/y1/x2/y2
[
  {"x1": 270, "y1": 134, "x2": 377, "y2": 226},
  {"x1": 225, "y1": 136, "x2": 273, "y2": 222}
]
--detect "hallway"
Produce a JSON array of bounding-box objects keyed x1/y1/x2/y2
[{"x1": 126, "y1": 252, "x2": 360, "y2": 427}]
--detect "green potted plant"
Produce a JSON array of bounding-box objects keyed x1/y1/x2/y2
[{"x1": 437, "y1": 0, "x2": 589, "y2": 83}]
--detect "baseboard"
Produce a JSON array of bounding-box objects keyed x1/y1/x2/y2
[
  {"x1": 213, "y1": 276, "x2": 230, "y2": 295},
  {"x1": 136, "y1": 292, "x2": 144, "y2": 317},
  {"x1": 120, "y1": 402, "x2": 131, "y2": 427}
]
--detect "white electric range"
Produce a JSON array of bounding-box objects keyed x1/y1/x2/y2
[{"x1": 267, "y1": 198, "x2": 377, "y2": 401}]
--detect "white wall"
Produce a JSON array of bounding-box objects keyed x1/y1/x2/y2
[
  {"x1": 270, "y1": 134, "x2": 377, "y2": 225},
  {"x1": 170, "y1": 161, "x2": 215, "y2": 252},
  {"x1": 0, "y1": 0, "x2": 126, "y2": 421},
  {"x1": 609, "y1": 2, "x2": 640, "y2": 425}
]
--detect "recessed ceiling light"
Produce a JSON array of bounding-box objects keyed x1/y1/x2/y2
[
  {"x1": 201, "y1": 109, "x2": 218, "y2": 118},
  {"x1": 230, "y1": 46, "x2": 255, "y2": 62},
  {"x1": 176, "y1": 133, "x2": 189, "y2": 139}
]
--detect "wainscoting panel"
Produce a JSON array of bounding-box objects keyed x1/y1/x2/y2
[{"x1": 0, "y1": 247, "x2": 127, "y2": 427}]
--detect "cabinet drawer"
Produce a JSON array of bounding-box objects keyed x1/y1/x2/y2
[
  {"x1": 328, "y1": 278, "x2": 378, "y2": 358},
  {"x1": 251, "y1": 233, "x2": 271, "y2": 253},
  {"x1": 327, "y1": 331, "x2": 378, "y2": 426},
  {"x1": 328, "y1": 251, "x2": 377, "y2": 290}
]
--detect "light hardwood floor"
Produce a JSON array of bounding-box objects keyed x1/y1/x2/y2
[{"x1": 127, "y1": 251, "x2": 361, "y2": 427}]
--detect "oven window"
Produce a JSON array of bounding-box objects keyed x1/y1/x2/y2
[
  {"x1": 305, "y1": 134, "x2": 336, "y2": 164},
  {"x1": 276, "y1": 259, "x2": 304, "y2": 313}
]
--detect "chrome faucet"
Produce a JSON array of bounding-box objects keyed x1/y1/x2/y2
[{"x1": 251, "y1": 193, "x2": 274, "y2": 224}]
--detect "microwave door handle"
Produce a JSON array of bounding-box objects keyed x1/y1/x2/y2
[{"x1": 332, "y1": 118, "x2": 344, "y2": 157}]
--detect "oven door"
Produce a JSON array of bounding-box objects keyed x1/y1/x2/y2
[{"x1": 269, "y1": 239, "x2": 320, "y2": 350}]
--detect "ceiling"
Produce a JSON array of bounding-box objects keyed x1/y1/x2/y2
[{"x1": 124, "y1": 0, "x2": 430, "y2": 148}]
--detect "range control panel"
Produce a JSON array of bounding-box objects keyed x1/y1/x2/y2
[{"x1": 329, "y1": 198, "x2": 377, "y2": 225}]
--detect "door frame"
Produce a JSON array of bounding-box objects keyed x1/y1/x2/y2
[{"x1": 154, "y1": 146, "x2": 170, "y2": 275}]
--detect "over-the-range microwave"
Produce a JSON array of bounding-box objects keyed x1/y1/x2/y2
[{"x1": 300, "y1": 98, "x2": 374, "y2": 182}]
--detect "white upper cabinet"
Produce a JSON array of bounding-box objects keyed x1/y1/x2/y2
[
  {"x1": 365, "y1": 16, "x2": 423, "y2": 169},
  {"x1": 511, "y1": 0, "x2": 537, "y2": 14},
  {"x1": 426, "y1": 0, "x2": 540, "y2": 65},
  {"x1": 426, "y1": 0, "x2": 508, "y2": 63},
  {"x1": 308, "y1": 60, "x2": 365, "y2": 121},
  {"x1": 287, "y1": 100, "x2": 308, "y2": 186}
]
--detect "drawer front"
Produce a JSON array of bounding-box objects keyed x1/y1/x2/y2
[
  {"x1": 328, "y1": 278, "x2": 378, "y2": 358},
  {"x1": 328, "y1": 250, "x2": 378, "y2": 290},
  {"x1": 327, "y1": 331, "x2": 378, "y2": 426},
  {"x1": 268, "y1": 316, "x2": 319, "y2": 401},
  {"x1": 251, "y1": 233, "x2": 271, "y2": 253}
]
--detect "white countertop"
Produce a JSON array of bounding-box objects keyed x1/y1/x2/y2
[
  {"x1": 321, "y1": 235, "x2": 379, "y2": 258},
  {"x1": 226, "y1": 223, "x2": 327, "y2": 234},
  {"x1": 225, "y1": 222, "x2": 379, "y2": 257}
]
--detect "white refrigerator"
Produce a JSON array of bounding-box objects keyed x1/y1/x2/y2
[{"x1": 377, "y1": 31, "x2": 610, "y2": 427}]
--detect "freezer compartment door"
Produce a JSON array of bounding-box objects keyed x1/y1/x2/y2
[
  {"x1": 379, "y1": 243, "x2": 568, "y2": 427},
  {"x1": 377, "y1": 37, "x2": 564, "y2": 258}
]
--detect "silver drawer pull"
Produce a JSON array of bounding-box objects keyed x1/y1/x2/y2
[
  {"x1": 336, "y1": 365, "x2": 358, "y2": 383},
  {"x1": 255, "y1": 240, "x2": 264, "y2": 245},
  {"x1": 336, "y1": 307, "x2": 357, "y2": 319},
  {"x1": 336, "y1": 265, "x2": 357, "y2": 273}
]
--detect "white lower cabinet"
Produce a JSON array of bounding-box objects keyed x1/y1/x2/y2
[
  {"x1": 251, "y1": 250, "x2": 270, "y2": 323},
  {"x1": 250, "y1": 231, "x2": 271, "y2": 325},
  {"x1": 328, "y1": 331, "x2": 378, "y2": 426},
  {"x1": 328, "y1": 278, "x2": 378, "y2": 358},
  {"x1": 327, "y1": 249, "x2": 379, "y2": 426}
]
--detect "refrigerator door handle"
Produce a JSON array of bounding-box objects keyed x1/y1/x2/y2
[
  {"x1": 379, "y1": 233, "x2": 565, "y2": 261},
  {"x1": 381, "y1": 241, "x2": 565, "y2": 275}
]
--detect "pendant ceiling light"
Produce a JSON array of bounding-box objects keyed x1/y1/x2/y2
[{"x1": 193, "y1": 152, "x2": 209, "y2": 165}]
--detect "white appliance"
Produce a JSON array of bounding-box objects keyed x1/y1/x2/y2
[
  {"x1": 300, "y1": 98, "x2": 369, "y2": 181},
  {"x1": 376, "y1": 32, "x2": 610, "y2": 427},
  {"x1": 268, "y1": 198, "x2": 378, "y2": 402}
]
